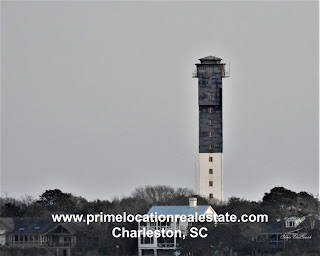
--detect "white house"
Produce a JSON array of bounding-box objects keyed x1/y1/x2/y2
[
  {"x1": 285, "y1": 216, "x2": 306, "y2": 228},
  {"x1": 138, "y1": 198, "x2": 215, "y2": 256}
]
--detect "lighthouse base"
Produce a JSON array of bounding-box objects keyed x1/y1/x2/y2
[{"x1": 199, "y1": 153, "x2": 223, "y2": 202}]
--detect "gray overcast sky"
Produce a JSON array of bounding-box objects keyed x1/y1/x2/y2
[{"x1": 1, "y1": 1, "x2": 319, "y2": 202}]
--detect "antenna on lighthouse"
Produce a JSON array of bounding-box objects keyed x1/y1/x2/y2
[{"x1": 195, "y1": 161, "x2": 197, "y2": 194}]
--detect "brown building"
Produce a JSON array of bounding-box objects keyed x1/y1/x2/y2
[{"x1": 0, "y1": 217, "x2": 87, "y2": 256}]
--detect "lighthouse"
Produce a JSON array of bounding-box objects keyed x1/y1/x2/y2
[{"x1": 193, "y1": 56, "x2": 229, "y2": 201}]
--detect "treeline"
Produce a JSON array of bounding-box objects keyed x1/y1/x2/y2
[
  {"x1": 0, "y1": 186, "x2": 196, "y2": 255},
  {"x1": 182, "y1": 187, "x2": 320, "y2": 256},
  {"x1": 0, "y1": 186, "x2": 319, "y2": 255},
  {"x1": 0, "y1": 186, "x2": 196, "y2": 217}
]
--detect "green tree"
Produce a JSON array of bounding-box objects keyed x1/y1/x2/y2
[{"x1": 39, "y1": 189, "x2": 75, "y2": 213}]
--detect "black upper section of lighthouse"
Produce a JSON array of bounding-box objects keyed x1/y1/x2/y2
[{"x1": 195, "y1": 56, "x2": 226, "y2": 153}]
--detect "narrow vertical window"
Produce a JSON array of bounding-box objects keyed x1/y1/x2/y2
[
  {"x1": 209, "y1": 120, "x2": 213, "y2": 125},
  {"x1": 208, "y1": 107, "x2": 213, "y2": 113},
  {"x1": 209, "y1": 157, "x2": 213, "y2": 162},
  {"x1": 209, "y1": 132, "x2": 213, "y2": 137},
  {"x1": 209, "y1": 181, "x2": 213, "y2": 186},
  {"x1": 209, "y1": 169, "x2": 213, "y2": 174},
  {"x1": 209, "y1": 194, "x2": 213, "y2": 199}
]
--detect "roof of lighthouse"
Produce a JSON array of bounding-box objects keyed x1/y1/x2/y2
[
  {"x1": 199, "y1": 56, "x2": 222, "y2": 61},
  {"x1": 198, "y1": 56, "x2": 223, "y2": 65}
]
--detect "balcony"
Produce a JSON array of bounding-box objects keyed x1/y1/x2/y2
[
  {"x1": 222, "y1": 69, "x2": 230, "y2": 78},
  {"x1": 158, "y1": 243, "x2": 175, "y2": 248},
  {"x1": 193, "y1": 65, "x2": 230, "y2": 78},
  {"x1": 140, "y1": 225, "x2": 179, "y2": 231},
  {"x1": 222, "y1": 63, "x2": 230, "y2": 78},
  {"x1": 192, "y1": 70, "x2": 198, "y2": 78}
]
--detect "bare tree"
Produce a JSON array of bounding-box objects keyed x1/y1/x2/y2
[{"x1": 131, "y1": 185, "x2": 194, "y2": 205}]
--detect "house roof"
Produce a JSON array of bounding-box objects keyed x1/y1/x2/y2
[
  {"x1": 0, "y1": 217, "x2": 14, "y2": 231},
  {"x1": 0, "y1": 217, "x2": 81, "y2": 235},
  {"x1": 147, "y1": 205, "x2": 214, "y2": 216},
  {"x1": 268, "y1": 216, "x2": 320, "y2": 234},
  {"x1": 269, "y1": 226, "x2": 302, "y2": 234},
  {"x1": 287, "y1": 216, "x2": 300, "y2": 220}
]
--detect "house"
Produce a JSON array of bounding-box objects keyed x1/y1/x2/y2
[
  {"x1": 0, "y1": 218, "x2": 13, "y2": 246},
  {"x1": 258, "y1": 215, "x2": 319, "y2": 247},
  {"x1": 0, "y1": 217, "x2": 86, "y2": 256},
  {"x1": 138, "y1": 198, "x2": 215, "y2": 256}
]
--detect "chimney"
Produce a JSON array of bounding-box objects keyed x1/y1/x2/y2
[{"x1": 189, "y1": 198, "x2": 197, "y2": 208}]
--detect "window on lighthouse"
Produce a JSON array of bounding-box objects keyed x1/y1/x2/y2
[
  {"x1": 209, "y1": 181, "x2": 213, "y2": 186},
  {"x1": 209, "y1": 169, "x2": 213, "y2": 174},
  {"x1": 209, "y1": 120, "x2": 213, "y2": 125},
  {"x1": 208, "y1": 107, "x2": 213, "y2": 113},
  {"x1": 209, "y1": 132, "x2": 213, "y2": 137},
  {"x1": 209, "y1": 194, "x2": 213, "y2": 199},
  {"x1": 208, "y1": 95, "x2": 213, "y2": 100},
  {"x1": 209, "y1": 157, "x2": 213, "y2": 162}
]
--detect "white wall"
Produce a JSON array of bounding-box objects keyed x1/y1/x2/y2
[
  {"x1": 0, "y1": 234, "x2": 6, "y2": 245},
  {"x1": 199, "y1": 153, "x2": 223, "y2": 201}
]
